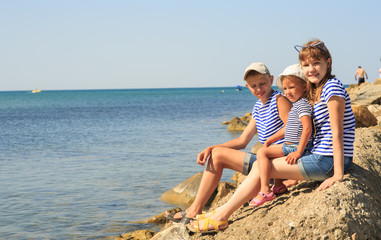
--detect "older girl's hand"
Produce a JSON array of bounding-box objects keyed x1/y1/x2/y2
[{"x1": 316, "y1": 175, "x2": 343, "y2": 191}]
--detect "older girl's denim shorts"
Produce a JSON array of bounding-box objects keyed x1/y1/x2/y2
[{"x1": 297, "y1": 153, "x2": 353, "y2": 181}]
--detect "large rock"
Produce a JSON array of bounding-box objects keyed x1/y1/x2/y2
[
  {"x1": 151, "y1": 223, "x2": 190, "y2": 240},
  {"x1": 352, "y1": 105, "x2": 378, "y2": 128},
  {"x1": 240, "y1": 112, "x2": 252, "y2": 123},
  {"x1": 186, "y1": 128, "x2": 381, "y2": 240},
  {"x1": 348, "y1": 81, "x2": 381, "y2": 105},
  {"x1": 160, "y1": 172, "x2": 212, "y2": 206},
  {"x1": 114, "y1": 229, "x2": 156, "y2": 240},
  {"x1": 222, "y1": 113, "x2": 251, "y2": 131},
  {"x1": 114, "y1": 128, "x2": 381, "y2": 240},
  {"x1": 227, "y1": 117, "x2": 247, "y2": 131}
]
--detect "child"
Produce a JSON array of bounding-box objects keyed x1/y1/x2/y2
[
  {"x1": 249, "y1": 64, "x2": 313, "y2": 207},
  {"x1": 296, "y1": 39, "x2": 355, "y2": 191},
  {"x1": 166, "y1": 62, "x2": 292, "y2": 226},
  {"x1": 188, "y1": 40, "x2": 355, "y2": 233}
]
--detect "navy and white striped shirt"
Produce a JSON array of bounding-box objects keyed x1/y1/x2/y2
[
  {"x1": 312, "y1": 78, "x2": 355, "y2": 156},
  {"x1": 284, "y1": 98, "x2": 313, "y2": 144},
  {"x1": 252, "y1": 91, "x2": 285, "y2": 145}
]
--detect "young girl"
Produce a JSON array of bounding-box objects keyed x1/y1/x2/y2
[
  {"x1": 188, "y1": 40, "x2": 355, "y2": 233},
  {"x1": 249, "y1": 64, "x2": 313, "y2": 207},
  {"x1": 165, "y1": 62, "x2": 292, "y2": 224}
]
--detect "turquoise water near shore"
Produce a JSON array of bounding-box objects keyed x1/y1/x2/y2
[{"x1": 0, "y1": 87, "x2": 259, "y2": 239}]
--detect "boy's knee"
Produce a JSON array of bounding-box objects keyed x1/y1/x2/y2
[{"x1": 210, "y1": 147, "x2": 226, "y2": 163}]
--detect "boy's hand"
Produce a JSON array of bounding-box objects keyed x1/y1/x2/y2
[
  {"x1": 197, "y1": 148, "x2": 211, "y2": 166},
  {"x1": 285, "y1": 152, "x2": 301, "y2": 164},
  {"x1": 263, "y1": 140, "x2": 271, "y2": 148}
]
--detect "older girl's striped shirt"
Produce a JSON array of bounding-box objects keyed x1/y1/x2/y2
[
  {"x1": 312, "y1": 78, "x2": 355, "y2": 156},
  {"x1": 252, "y1": 90, "x2": 285, "y2": 145}
]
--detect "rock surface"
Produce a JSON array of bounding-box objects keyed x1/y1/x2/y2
[{"x1": 152, "y1": 127, "x2": 381, "y2": 240}]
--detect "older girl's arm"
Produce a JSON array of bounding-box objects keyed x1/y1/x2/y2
[{"x1": 317, "y1": 96, "x2": 345, "y2": 191}]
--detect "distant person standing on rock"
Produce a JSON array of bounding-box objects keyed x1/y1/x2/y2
[
  {"x1": 354, "y1": 66, "x2": 368, "y2": 85},
  {"x1": 378, "y1": 67, "x2": 381, "y2": 78}
]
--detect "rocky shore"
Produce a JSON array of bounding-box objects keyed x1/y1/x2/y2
[{"x1": 113, "y1": 80, "x2": 381, "y2": 240}]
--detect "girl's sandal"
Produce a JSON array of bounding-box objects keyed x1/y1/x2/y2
[
  {"x1": 272, "y1": 184, "x2": 288, "y2": 195},
  {"x1": 249, "y1": 191, "x2": 276, "y2": 207},
  {"x1": 187, "y1": 217, "x2": 228, "y2": 233}
]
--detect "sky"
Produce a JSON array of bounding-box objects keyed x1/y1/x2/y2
[{"x1": 1, "y1": 0, "x2": 380, "y2": 91}]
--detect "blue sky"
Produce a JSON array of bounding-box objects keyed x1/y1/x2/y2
[{"x1": 1, "y1": 0, "x2": 380, "y2": 91}]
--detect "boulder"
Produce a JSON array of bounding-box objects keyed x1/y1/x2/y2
[
  {"x1": 210, "y1": 182, "x2": 236, "y2": 207},
  {"x1": 352, "y1": 105, "x2": 378, "y2": 128},
  {"x1": 151, "y1": 223, "x2": 190, "y2": 240},
  {"x1": 240, "y1": 112, "x2": 252, "y2": 123},
  {"x1": 348, "y1": 81, "x2": 381, "y2": 105},
  {"x1": 160, "y1": 172, "x2": 216, "y2": 206},
  {"x1": 185, "y1": 128, "x2": 381, "y2": 240},
  {"x1": 114, "y1": 229, "x2": 156, "y2": 240},
  {"x1": 227, "y1": 117, "x2": 247, "y2": 131},
  {"x1": 251, "y1": 141, "x2": 262, "y2": 154},
  {"x1": 374, "y1": 78, "x2": 381, "y2": 85}
]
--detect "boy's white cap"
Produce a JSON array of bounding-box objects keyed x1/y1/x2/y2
[
  {"x1": 243, "y1": 62, "x2": 270, "y2": 80},
  {"x1": 276, "y1": 64, "x2": 307, "y2": 89}
]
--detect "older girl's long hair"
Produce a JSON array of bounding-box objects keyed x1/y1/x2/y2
[{"x1": 298, "y1": 40, "x2": 335, "y2": 104}]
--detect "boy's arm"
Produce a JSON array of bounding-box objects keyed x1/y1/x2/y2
[
  {"x1": 285, "y1": 115, "x2": 312, "y2": 164},
  {"x1": 264, "y1": 95, "x2": 291, "y2": 147},
  {"x1": 197, "y1": 118, "x2": 257, "y2": 165}
]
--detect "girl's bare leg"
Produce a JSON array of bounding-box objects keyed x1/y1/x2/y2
[
  {"x1": 166, "y1": 147, "x2": 246, "y2": 220},
  {"x1": 256, "y1": 145, "x2": 284, "y2": 200},
  {"x1": 192, "y1": 157, "x2": 305, "y2": 230}
]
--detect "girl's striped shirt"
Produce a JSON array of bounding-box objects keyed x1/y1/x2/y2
[
  {"x1": 252, "y1": 90, "x2": 285, "y2": 145},
  {"x1": 284, "y1": 98, "x2": 314, "y2": 144},
  {"x1": 312, "y1": 78, "x2": 355, "y2": 156}
]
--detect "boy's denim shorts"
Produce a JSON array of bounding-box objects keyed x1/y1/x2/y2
[
  {"x1": 242, "y1": 152, "x2": 257, "y2": 176},
  {"x1": 297, "y1": 154, "x2": 353, "y2": 181}
]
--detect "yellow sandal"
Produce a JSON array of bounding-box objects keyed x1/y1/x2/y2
[
  {"x1": 187, "y1": 217, "x2": 228, "y2": 233},
  {"x1": 195, "y1": 210, "x2": 216, "y2": 220}
]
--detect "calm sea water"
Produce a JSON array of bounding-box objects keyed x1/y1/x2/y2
[{"x1": 0, "y1": 87, "x2": 259, "y2": 239}]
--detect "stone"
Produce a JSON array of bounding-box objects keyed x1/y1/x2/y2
[
  {"x1": 151, "y1": 224, "x2": 190, "y2": 240},
  {"x1": 374, "y1": 78, "x2": 381, "y2": 85},
  {"x1": 160, "y1": 172, "x2": 216, "y2": 206},
  {"x1": 227, "y1": 117, "x2": 247, "y2": 131},
  {"x1": 114, "y1": 229, "x2": 156, "y2": 240},
  {"x1": 351, "y1": 105, "x2": 377, "y2": 128},
  {"x1": 210, "y1": 182, "x2": 236, "y2": 206},
  {"x1": 240, "y1": 112, "x2": 252, "y2": 123}
]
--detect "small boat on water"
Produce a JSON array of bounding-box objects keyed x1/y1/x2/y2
[
  {"x1": 235, "y1": 85, "x2": 243, "y2": 91},
  {"x1": 32, "y1": 89, "x2": 41, "y2": 93}
]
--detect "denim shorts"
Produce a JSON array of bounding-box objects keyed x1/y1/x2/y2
[
  {"x1": 242, "y1": 152, "x2": 257, "y2": 176},
  {"x1": 282, "y1": 142, "x2": 313, "y2": 156},
  {"x1": 297, "y1": 154, "x2": 353, "y2": 181}
]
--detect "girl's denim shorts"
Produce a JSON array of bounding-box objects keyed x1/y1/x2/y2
[
  {"x1": 282, "y1": 142, "x2": 313, "y2": 156},
  {"x1": 297, "y1": 154, "x2": 353, "y2": 181}
]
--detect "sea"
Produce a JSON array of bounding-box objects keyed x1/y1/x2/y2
[{"x1": 0, "y1": 87, "x2": 262, "y2": 239}]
